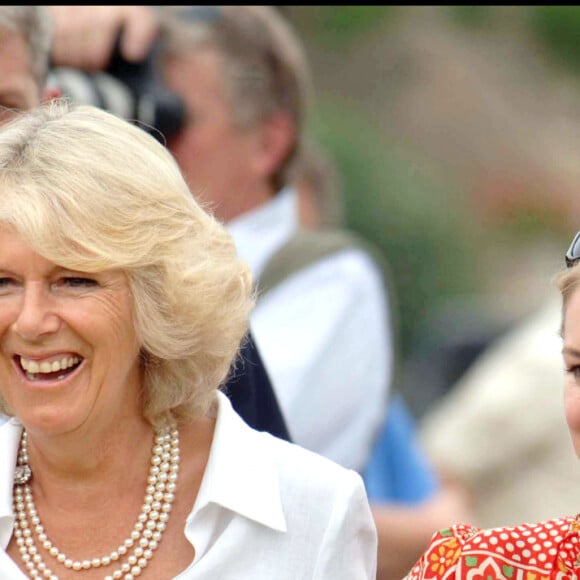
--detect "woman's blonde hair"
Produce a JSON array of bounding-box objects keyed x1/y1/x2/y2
[
  {"x1": 555, "y1": 263, "x2": 580, "y2": 337},
  {"x1": 0, "y1": 100, "x2": 254, "y2": 425}
]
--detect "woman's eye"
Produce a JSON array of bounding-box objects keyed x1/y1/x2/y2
[
  {"x1": 0, "y1": 277, "x2": 15, "y2": 288},
  {"x1": 60, "y1": 277, "x2": 98, "y2": 288},
  {"x1": 0, "y1": 278, "x2": 18, "y2": 295}
]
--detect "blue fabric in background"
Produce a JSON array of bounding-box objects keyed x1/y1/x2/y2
[{"x1": 363, "y1": 392, "x2": 439, "y2": 503}]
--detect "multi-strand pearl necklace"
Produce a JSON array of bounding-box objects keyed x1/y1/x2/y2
[{"x1": 12, "y1": 425, "x2": 180, "y2": 580}]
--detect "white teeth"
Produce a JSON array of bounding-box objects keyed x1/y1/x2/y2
[{"x1": 20, "y1": 355, "x2": 80, "y2": 376}]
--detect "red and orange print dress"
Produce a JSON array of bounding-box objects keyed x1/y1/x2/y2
[{"x1": 405, "y1": 517, "x2": 580, "y2": 579}]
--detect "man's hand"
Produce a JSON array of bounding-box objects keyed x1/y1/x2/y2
[{"x1": 48, "y1": 6, "x2": 159, "y2": 70}]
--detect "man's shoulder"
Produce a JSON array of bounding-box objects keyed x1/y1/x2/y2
[{"x1": 258, "y1": 227, "x2": 387, "y2": 297}]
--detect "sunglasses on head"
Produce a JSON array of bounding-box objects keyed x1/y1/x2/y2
[{"x1": 566, "y1": 231, "x2": 580, "y2": 268}]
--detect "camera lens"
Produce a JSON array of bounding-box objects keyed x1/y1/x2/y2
[{"x1": 47, "y1": 66, "x2": 185, "y2": 143}]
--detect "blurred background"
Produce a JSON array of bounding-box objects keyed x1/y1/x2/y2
[{"x1": 279, "y1": 5, "x2": 580, "y2": 416}]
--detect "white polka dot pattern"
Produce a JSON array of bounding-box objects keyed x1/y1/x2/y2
[{"x1": 404, "y1": 516, "x2": 580, "y2": 580}]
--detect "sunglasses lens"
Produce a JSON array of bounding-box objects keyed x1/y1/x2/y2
[{"x1": 566, "y1": 231, "x2": 580, "y2": 268}]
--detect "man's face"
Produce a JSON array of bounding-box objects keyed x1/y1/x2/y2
[
  {"x1": 0, "y1": 30, "x2": 40, "y2": 124},
  {"x1": 163, "y1": 49, "x2": 267, "y2": 223}
]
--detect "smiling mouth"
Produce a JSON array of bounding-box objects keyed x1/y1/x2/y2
[{"x1": 16, "y1": 354, "x2": 83, "y2": 382}]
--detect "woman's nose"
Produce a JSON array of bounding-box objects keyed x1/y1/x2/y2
[{"x1": 12, "y1": 283, "x2": 61, "y2": 341}]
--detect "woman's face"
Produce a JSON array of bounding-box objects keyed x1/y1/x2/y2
[{"x1": 0, "y1": 226, "x2": 142, "y2": 436}]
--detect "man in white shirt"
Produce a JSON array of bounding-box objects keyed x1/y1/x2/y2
[{"x1": 154, "y1": 6, "x2": 393, "y2": 472}]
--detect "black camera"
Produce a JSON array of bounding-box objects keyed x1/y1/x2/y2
[{"x1": 47, "y1": 39, "x2": 185, "y2": 143}]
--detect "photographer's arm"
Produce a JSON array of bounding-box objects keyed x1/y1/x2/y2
[{"x1": 48, "y1": 6, "x2": 159, "y2": 70}]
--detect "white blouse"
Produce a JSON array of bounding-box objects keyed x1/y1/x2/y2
[{"x1": 0, "y1": 392, "x2": 377, "y2": 579}]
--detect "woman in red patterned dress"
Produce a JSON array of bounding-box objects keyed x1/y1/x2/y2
[{"x1": 404, "y1": 232, "x2": 580, "y2": 580}]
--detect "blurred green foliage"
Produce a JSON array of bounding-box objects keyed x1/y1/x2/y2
[
  {"x1": 282, "y1": 6, "x2": 393, "y2": 50},
  {"x1": 308, "y1": 97, "x2": 482, "y2": 360},
  {"x1": 447, "y1": 5, "x2": 494, "y2": 29},
  {"x1": 530, "y1": 6, "x2": 580, "y2": 76},
  {"x1": 446, "y1": 6, "x2": 580, "y2": 78},
  {"x1": 287, "y1": 6, "x2": 576, "y2": 361}
]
